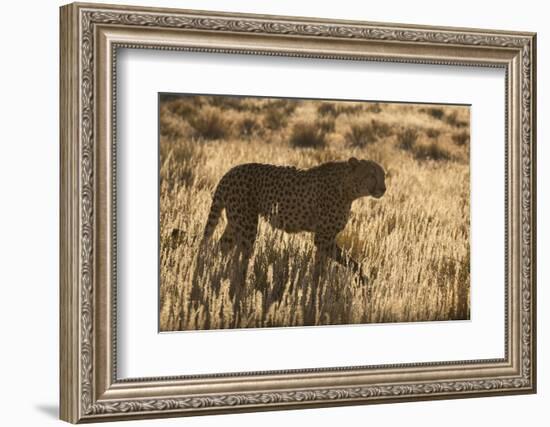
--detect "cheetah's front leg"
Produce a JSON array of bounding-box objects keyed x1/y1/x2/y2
[
  {"x1": 307, "y1": 233, "x2": 369, "y2": 324},
  {"x1": 314, "y1": 233, "x2": 368, "y2": 285}
]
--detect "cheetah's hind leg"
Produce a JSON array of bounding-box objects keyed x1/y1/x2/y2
[
  {"x1": 307, "y1": 249, "x2": 329, "y2": 326},
  {"x1": 223, "y1": 211, "x2": 258, "y2": 327},
  {"x1": 191, "y1": 187, "x2": 225, "y2": 301}
]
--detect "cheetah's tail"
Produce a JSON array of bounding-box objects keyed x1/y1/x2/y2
[{"x1": 201, "y1": 185, "x2": 224, "y2": 243}]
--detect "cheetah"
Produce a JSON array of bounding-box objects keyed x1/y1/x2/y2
[{"x1": 199, "y1": 157, "x2": 386, "y2": 302}]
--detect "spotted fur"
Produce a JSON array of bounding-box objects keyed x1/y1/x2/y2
[{"x1": 201, "y1": 157, "x2": 386, "y2": 297}]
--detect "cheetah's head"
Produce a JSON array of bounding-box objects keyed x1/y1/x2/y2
[{"x1": 348, "y1": 157, "x2": 386, "y2": 199}]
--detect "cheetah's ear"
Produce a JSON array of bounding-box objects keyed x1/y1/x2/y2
[{"x1": 348, "y1": 157, "x2": 360, "y2": 169}]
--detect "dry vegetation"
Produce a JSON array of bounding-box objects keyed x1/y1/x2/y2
[{"x1": 159, "y1": 95, "x2": 470, "y2": 331}]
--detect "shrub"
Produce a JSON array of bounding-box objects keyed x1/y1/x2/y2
[
  {"x1": 425, "y1": 128, "x2": 441, "y2": 139},
  {"x1": 346, "y1": 123, "x2": 376, "y2": 147},
  {"x1": 316, "y1": 117, "x2": 336, "y2": 134},
  {"x1": 208, "y1": 96, "x2": 247, "y2": 111},
  {"x1": 317, "y1": 103, "x2": 339, "y2": 117},
  {"x1": 366, "y1": 103, "x2": 382, "y2": 114},
  {"x1": 289, "y1": 121, "x2": 327, "y2": 148},
  {"x1": 346, "y1": 119, "x2": 392, "y2": 148},
  {"x1": 337, "y1": 103, "x2": 364, "y2": 115},
  {"x1": 445, "y1": 111, "x2": 468, "y2": 128},
  {"x1": 160, "y1": 114, "x2": 184, "y2": 139},
  {"x1": 270, "y1": 99, "x2": 297, "y2": 115},
  {"x1": 239, "y1": 116, "x2": 261, "y2": 137},
  {"x1": 452, "y1": 130, "x2": 470, "y2": 146},
  {"x1": 425, "y1": 107, "x2": 445, "y2": 120},
  {"x1": 163, "y1": 98, "x2": 200, "y2": 119},
  {"x1": 397, "y1": 128, "x2": 419, "y2": 151},
  {"x1": 189, "y1": 107, "x2": 230, "y2": 140},
  {"x1": 412, "y1": 142, "x2": 450, "y2": 161},
  {"x1": 264, "y1": 108, "x2": 287, "y2": 130},
  {"x1": 371, "y1": 119, "x2": 392, "y2": 137}
]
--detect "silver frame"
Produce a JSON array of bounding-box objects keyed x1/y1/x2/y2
[{"x1": 60, "y1": 2, "x2": 536, "y2": 423}]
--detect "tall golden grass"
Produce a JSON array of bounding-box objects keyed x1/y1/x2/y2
[{"x1": 159, "y1": 95, "x2": 470, "y2": 331}]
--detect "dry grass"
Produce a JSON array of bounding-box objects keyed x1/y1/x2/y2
[{"x1": 159, "y1": 96, "x2": 471, "y2": 331}]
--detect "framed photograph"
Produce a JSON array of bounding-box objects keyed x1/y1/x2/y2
[{"x1": 60, "y1": 2, "x2": 537, "y2": 423}]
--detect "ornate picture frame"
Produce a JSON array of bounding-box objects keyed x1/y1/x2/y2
[{"x1": 60, "y1": 2, "x2": 536, "y2": 423}]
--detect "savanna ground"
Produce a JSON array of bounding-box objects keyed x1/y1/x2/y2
[{"x1": 159, "y1": 94, "x2": 470, "y2": 331}]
